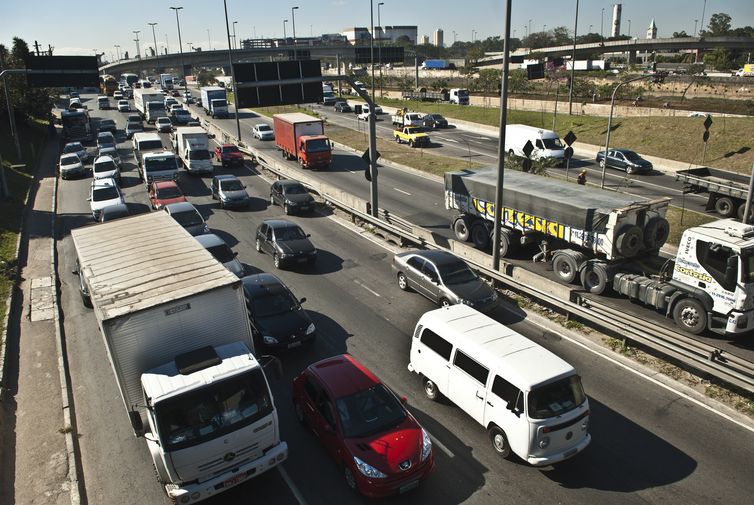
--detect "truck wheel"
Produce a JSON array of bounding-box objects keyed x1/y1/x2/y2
[
  {"x1": 616, "y1": 226, "x2": 643, "y2": 257},
  {"x1": 715, "y1": 197, "x2": 735, "y2": 218},
  {"x1": 644, "y1": 217, "x2": 670, "y2": 250},
  {"x1": 553, "y1": 254, "x2": 579, "y2": 284},
  {"x1": 453, "y1": 217, "x2": 471, "y2": 242},
  {"x1": 580, "y1": 262, "x2": 610, "y2": 294},
  {"x1": 498, "y1": 230, "x2": 516, "y2": 258},
  {"x1": 409, "y1": 140, "x2": 415, "y2": 148},
  {"x1": 471, "y1": 223, "x2": 490, "y2": 250},
  {"x1": 672, "y1": 298, "x2": 707, "y2": 334},
  {"x1": 737, "y1": 203, "x2": 753, "y2": 221},
  {"x1": 488, "y1": 426, "x2": 512, "y2": 459}
]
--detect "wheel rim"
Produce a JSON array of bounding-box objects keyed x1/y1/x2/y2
[
  {"x1": 424, "y1": 380, "x2": 436, "y2": 398},
  {"x1": 681, "y1": 305, "x2": 700, "y2": 327},
  {"x1": 493, "y1": 432, "x2": 506, "y2": 453},
  {"x1": 558, "y1": 261, "x2": 572, "y2": 277},
  {"x1": 398, "y1": 274, "x2": 407, "y2": 289},
  {"x1": 441, "y1": 299, "x2": 451, "y2": 307},
  {"x1": 270, "y1": 195, "x2": 274, "y2": 204},
  {"x1": 344, "y1": 467, "x2": 357, "y2": 490},
  {"x1": 255, "y1": 239, "x2": 261, "y2": 252},
  {"x1": 585, "y1": 271, "x2": 599, "y2": 288},
  {"x1": 284, "y1": 204, "x2": 290, "y2": 214}
]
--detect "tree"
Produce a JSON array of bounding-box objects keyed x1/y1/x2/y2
[
  {"x1": 704, "y1": 47, "x2": 735, "y2": 70},
  {"x1": 476, "y1": 68, "x2": 501, "y2": 94},
  {"x1": 705, "y1": 13, "x2": 732, "y2": 35},
  {"x1": 197, "y1": 70, "x2": 217, "y2": 87},
  {"x1": 672, "y1": 30, "x2": 689, "y2": 38},
  {"x1": 508, "y1": 69, "x2": 531, "y2": 94},
  {"x1": 551, "y1": 27, "x2": 571, "y2": 46},
  {"x1": 0, "y1": 37, "x2": 56, "y2": 120}
]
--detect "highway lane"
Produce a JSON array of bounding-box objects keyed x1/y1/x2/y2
[{"x1": 56, "y1": 95, "x2": 754, "y2": 504}]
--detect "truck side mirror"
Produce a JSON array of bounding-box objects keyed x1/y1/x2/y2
[{"x1": 129, "y1": 411, "x2": 145, "y2": 436}]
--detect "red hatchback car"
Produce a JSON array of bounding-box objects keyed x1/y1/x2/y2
[
  {"x1": 292, "y1": 354, "x2": 434, "y2": 498},
  {"x1": 148, "y1": 181, "x2": 187, "y2": 210}
]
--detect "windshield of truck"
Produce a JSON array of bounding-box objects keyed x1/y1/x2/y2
[
  {"x1": 251, "y1": 289, "x2": 299, "y2": 317},
  {"x1": 528, "y1": 375, "x2": 586, "y2": 419},
  {"x1": 92, "y1": 186, "x2": 119, "y2": 202},
  {"x1": 457, "y1": 89, "x2": 469, "y2": 97},
  {"x1": 304, "y1": 139, "x2": 330, "y2": 153},
  {"x1": 542, "y1": 138, "x2": 564, "y2": 150},
  {"x1": 138, "y1": 140, "x2": 164, "y2": 151},
  {"x1": 93, "y1": 160, "x2": 117, "y2": 174},
  {"x1": 188, "y1": 149, "x2": 211, "y2": 160},
  {"x1": 156, "y1": 368, "x2": 273, "y2": 452},
  {"x1": 220, "y1": 179, "x2": 244, "y2": 192},
  {"x1": 212, "y1": 99, "x2": 227, "y2": 108},
  {"x1": 741, "y1": 250, "x2": 754, "y2": 283},
  {"x1": 206, "y1": 244, "x2": 235, "y2": 263},
  {"x1": 145, "y1": 156, "x2": 177, "y2": 173},
  {"x1": 336, "y1": 384, "x2": 406, "y2": 438},
  {"x1": 274, "y1": 226, "x2": 306, "y2": 241},
  {"x1": 171, "y1": 209, "x2": 203, "y2": 227},
  {"x1": 438, "y1": 260, "x2": 478, "y2": 284},
  {"x1": 147, "y1": 102, "x2": 164, "y2": 111}
]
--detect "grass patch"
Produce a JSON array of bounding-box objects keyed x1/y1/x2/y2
[
  {"x1": 665, "y1": 206, "x2": 716, "y2": 247},
  {"x1": 364, "y1": 97, "x2": 754, "y2": 173},
  {"x1": 0, "y1": 117, "x2": 45, "y2": 335}
]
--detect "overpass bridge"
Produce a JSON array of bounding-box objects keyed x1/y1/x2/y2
[{"x1": 479, "y1": 36, "x2": 754, "y2": 66}]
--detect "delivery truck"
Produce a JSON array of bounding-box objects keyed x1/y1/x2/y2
[
  {"x1": 200, "y1": 86, "x2": 229, "y2": 118},
  {"x1": 133, "y1": 88, "x2": 166, "y2": 123},
  {"x1": 273, "y1": 113, "x2": 332, "y2": 170},
  {"x1": 675, "y1": 167, "x2": 752, "y2": 220},
  {"x1": 160, "y1": 73, "x2": 174, "y2": 90},
  {"x1": 446, "y1": 167, "x2": 754, "y2": 335},
  {"x1": 71, "y1": 212, "x2": 288, "y2": 503},
  {"x1": 174, "y1": 127, "x2": 213, "y2": 174}
]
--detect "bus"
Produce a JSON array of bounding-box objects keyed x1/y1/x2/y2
[{"x1": 100, "y1": 74, "x2": 118, "y2": 96}]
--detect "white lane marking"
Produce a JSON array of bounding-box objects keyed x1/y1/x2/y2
[
  {"x1": 394, "y1": 187, "x2": 412, "y2": 196},
  {"x1": 443, "y1": 138, "x2": 459, "y2": 143},
  {"x1": 354, "y1": 279, "x2": 381, "y2": 297},
  {"x1": 427, "y1": 430, "x2": 454, "y2": 458},
  {"x1": 525, "y1": 316, "x2": 754, "y2": 435},
  {"x1": 277, "y1": 466, "x2": 309, "y2": 505}
]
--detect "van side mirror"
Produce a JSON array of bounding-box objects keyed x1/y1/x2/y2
[
  {"x1": 299, "y1": 297, "x2": 307, "y2": 304},
  {"x1": 129, "y1": 411, "x2": 145, "y2": 435}
]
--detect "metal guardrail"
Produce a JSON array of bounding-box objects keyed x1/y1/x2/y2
[{"x1": 223, "y1": 119, "x2": 754, "y2": 396}]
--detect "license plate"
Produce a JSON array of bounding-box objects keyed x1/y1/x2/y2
[
  {"x1": 288, "y1": 341, "x2": 302, "y2": 349},
  {"x1": 399, "y1": 480, "x2": 420, "y2": 494},
  {"x1": 222, "y1": 472, "x2": 247, "y2": 489}
]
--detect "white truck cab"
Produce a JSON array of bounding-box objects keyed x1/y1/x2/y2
[{"x1": 408, "y1": 304, "x2": 590, "y2": 465}]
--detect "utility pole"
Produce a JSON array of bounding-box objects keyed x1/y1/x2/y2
[
  {"x1": 133, "y1": 30, "x2": 141, "y2": 59},
  {"x1": 114, "y1": 44, "x2": 121, "y2": 61},
  {"x1": 148, "y1": 22, "x2": 159, "y2": 71},
  {"x1": 233, "y1": 21, "x2": 238, "y2": 50},
  {"x1": 283, "y1": 19, "x2": 288, "y2": 39},
  {"x1": 568, "y1": 0, "x2": 579, "y2": 115},
  {"x1": 170, "y1": 7, "x2": 187, "y2": 96},
  {"x1": 378, "y1": 2, "x2": 384, "y2": 98},
  {"x1": 291, "y1": 6, "x2": 299, "y2": 60},
  {"x1": 370, "y1": 0, "x2": 375, "y2": 103},
  {"x1": 223, "y1": 0, "x2": 243, "y2": 144}
]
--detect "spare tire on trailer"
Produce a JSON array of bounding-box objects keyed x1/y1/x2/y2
[
  {"x1": 471, "y1": 222, "x2": 490, "y2": 250},
  {"x1": 580, "y1": 261, "x2": 610, "y2": 295},
  {"x1": 643, "y1": 217, "x2": 670, "y2": 250},
  {"x1": 616, "y1": 225, "x2": 643, "y2": 257},
  {"x1": 453, "y1": 216, "x2": 471, "y2": 242}
]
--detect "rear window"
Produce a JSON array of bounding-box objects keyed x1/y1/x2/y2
[{"x1": 137, "y1": 139, "x2": 164, "y2": 151}]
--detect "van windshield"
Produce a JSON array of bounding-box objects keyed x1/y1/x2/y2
[{"x1": 528, "y1": 375, "x2": 586, "y2": 419}]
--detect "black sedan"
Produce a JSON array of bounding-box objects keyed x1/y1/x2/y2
[
  {"x1": 422, "y1": 113, "x2": 448, "y2": 129},
  {"x1": 270, "y1": 180, "x2": 315, "y2": 215},
  {"x1": 255, "y1": 219, "x2": 317, "y2": 269},
  {"x1": 596, "y1": 148, "x2": 653, "y2": 174},
  {"x1": 241, "y1": 273, "x2": 316, "y2": 352},
  {"x1": 334, "y1": 101, "x2": 352, "y2": 113},
  {"x1": 97, "y1": 119, "x2": 118, "y2": 135}
]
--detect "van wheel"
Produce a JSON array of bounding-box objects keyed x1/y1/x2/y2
[
  {"x1": 423, "y1": 377, "x2": 441, "y2": 401},
  {"x1": 397, "y1": 272, "x2": 411, "y2": 291},
  {"x1": 439, "y1": 298, "x2": 451, "y2": 308},
  {"x1": 488, "y1": 426, "x2": 512, "y2": 458},
  {"x1": 81, "y1": 291, "x2": 93, "y2": 309}
]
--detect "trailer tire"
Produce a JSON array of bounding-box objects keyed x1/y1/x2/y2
[
  {"x1": 715, "y1": 197, "x2": 735, "y2": 218},
  {"x1": 453, "y1": 216, "x2": 471, "y2": 242},
  {"x1": 471, "y1": 223, "x2": 490, "y2": 250},
  {"x1": 498, "y1": 230, "x2": 515, "y2": 258},
  {"x1": 644, "y1": 217, "x2": 670, "y2": 250},
  {"x1": 672, "y1": 298, "x2": 707, "y2": 335},
  {"x1": 581, "y1": 262, "x2": 610, "y2": 294},
  {"x1": 616, "y1": 226, "x2": 643, "y2": 257},
  {"x1": 737, "y1": 203, "x2": 752, "y2": 221},
  {"x1": 553, "y1": 254, "x2": 579, "y2": 284}
]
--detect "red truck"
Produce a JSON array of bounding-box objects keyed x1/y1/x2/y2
[{"x1": 273, "y1": 113, "x2": 332, "y2": 170}]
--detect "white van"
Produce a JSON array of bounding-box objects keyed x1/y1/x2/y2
[
  {"x1": 408, "y1": 304, "x2": 590, "y2": 465},
  {"x1": 504, "y1": 124, "x2": 565, "y2": 163}
]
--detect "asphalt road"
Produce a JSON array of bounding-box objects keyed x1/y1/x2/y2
[{"x1": 55, "y1": 94, "x2": 754, "y2": 504}]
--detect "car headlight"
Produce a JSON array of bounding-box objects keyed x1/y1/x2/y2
[
  {"x1": 460, "y1": 299, "x2": 473, "y2": 306},
  {"x1": 305, "y1": 323, "x2": 316, "y2": 335},
  {"x1": 538, "y1": 436, "x2": 550, "y2": 449},
  {"x1": 353, "y1": 456, "x2": 387, "y2": 479},
  {"x1": 262, "y1": 335, "x2": 279, "y2": 345},
  {"x1": 421, "y1": 428, "x2": 432, "y2": 461}
]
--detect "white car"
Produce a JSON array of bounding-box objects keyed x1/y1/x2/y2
[
  {"x1": 113, "y1": 90, "x2": 123, "y2": 100},
  {"x1": 92, "y1": 155, "x2": 121, "y2": 183},
  {"x1": 169, "y1": 103, "x2": 184, "y2": 113},
  {"x1": 88, "y1": 178, "x2": 125, "y2": 220},
  {"x1": 252, "y1": 123, "x2": 275, "y2": 140},
  {"x1": 117, "y1": 100, "x2": 130, "y2": 112},
  {"x1": 156, "y1": 117, "x2": 173, "y2": 133},
  {"x1": 58, "y1": 153, "x2": 85, "y2": 180},
  {"x1": 97, "y1": 146, "x2": 122, "y2": 167}
]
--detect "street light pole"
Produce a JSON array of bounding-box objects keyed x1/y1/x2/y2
[
  {"x1": 291, "y1": 6, "x2": 299, "y2": 60},
  {"x1": 601, "y1": 8, "x2": 605, "y2": 41},
  {"x1": 700, "y1": 0, "x2": 707, "y2": 35},
  {"x1": 233, "y1": 21, "x2": 238, "y2": 50},
  {"x1": 370, "y1": 0, "x2": 375, "y2": 103},
  {"x1": 283, "y1": 19, "x2": 288, "y2": 39},
  {"x1": 169, "y1": 7, "x2": 186, "y2": 97},
  {"x1": 133, "y1": 30, "x2": 141, "y2": 59},
  {"x1": 148, "y1": 22, "x2": 159, "y2": 70},
  {"x1": 223, "y1": 0, "x2": 243, "y2": 144},
  {"x1": 568, "y1": 0, "x2": 579, "y2": 115},
  {"x1": 628, "y1": 19, "x2": 632, "y2": 38},
  {"x1": 114, "y1": 44, "x2": 121, "y2": 61},
  {"x1": 378, "y1": 2, "x2": 384, "y2": 98},
  {"x1": 693, "y1": 19, "x2": 698, "y2": 37},
  {"x1": 207, "y1": 29, "x2": 212, "y2": 50}
]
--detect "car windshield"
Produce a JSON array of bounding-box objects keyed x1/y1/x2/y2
[
  {"x1": 156, "y1": 368, "x2": 273, "y2": 452},
  {"x1": 305, "y1": 139, "x2": 330, "y2": 153},
  {"x1": 437, "y1": 260, "x2": 478, "y2": 284},
  {"x1": 158, "y1": 119, "x2": 170, "y2": 125},
  {"x1": 222, "y1": 145, "x2": 239, "y2": 153},
  {"x1": 97, "y1": 136, "x2": 114, "y2": 146},
  {"x1": 93, "y1": 160, "x2": 117, "y2": 173},
  {"x1": 63, "y1": 143, "x2": 83, "y2": 153},
  {"x1": 156, "y1": 186, "x2": 183, "y2": 199},
  {"x1": 100, "y1": 120, "x2": 115, "y2": 127},
  {"x1": 256, "y1": 125, "x2": 271, "y2": 132},
  {"x1": 92, "y1": 187, "x2": 119, "y2": 202},
  {"x1": 283, "y1": 184, "x2": 307, "y2": 195},
  {"x1": 119, "y1": 101, "x2": 128, "y2": 106},
  {"x1": 188, "y1": 149, "x2": 211, "y2": 160},
  {"x1": 251, "y1": 290, "x2": 298, "y2": 317},
  {"x1": 220, "y1": 179, "x2": 244, "y2": 191},
  {"x1": 60, "y1": 156, "x2": 78, "y2": 166},
  {"x1": 206, "y1": 244, "x2": 235, "y2": 263},
  {"x1": 274, "y1": 226, "x2": 307, "y2": 241},
  {"x1": 528, "y1": 375, "x2": 586, "y2": 419},
  {"x1": 542, "y1": 138, "x2": 564, "y2": 149},
  {"x1": 623, "y1": 151, "x2": 641, "y2": 161},
  {"x1": 144, "y1": 157, "x2": 177, "y2": 172},
  {"x1": 336, "y1": 384, "x2": 406, "y2": 438},
  {"x1": 171, "y1": 209, "x2": 203, "y2": 227},
  {"x1": 174, "y1": 110, "x2": 190, "y2": 116}
]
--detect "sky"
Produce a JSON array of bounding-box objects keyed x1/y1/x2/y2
[{"x1": 2, "y1": 0, "x2": 753, "y2": 60}]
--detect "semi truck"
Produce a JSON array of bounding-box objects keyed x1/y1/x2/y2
[
  {"x1": 273, "y1": 113, "x2": 332, "y2": 170},
  {"x1": 61, "y1": 109, "x2": 92, "y2": 142},
  {"x1": 675, "y1": 168, "x2": 752, "y2": 220},
  {"x1": 401, "y1": 87, "x2": 469, "y2": 105},
  {"x1": 160, "y1": 73, "x2": 174, "y2": 90},
  {"x1": 71, "y1": 212, "x2": 288, "y2": 503},
  {"x1": 133, "y1": 88, "x2": 166, "y2": 123},
  {"x1": 446, "y1": 167, "x2": 754, "y2": 335},
  {"x1": 421, "y1": 59, "x2": 449, "y2": 70},
  {"x1": 200, "y1": 86, "x2": 229, "y2": 118},
  {"x1": 174, "y1": 127, "x2": 213, "y2": 174}
]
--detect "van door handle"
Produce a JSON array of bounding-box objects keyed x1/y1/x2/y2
[
  {"x1": 487, "y1": 401, "x2": 494, "y2": 407},
  {"x1": 698, "y1": 281, "x2": 706, "y2": 288},
  {"x1": 475, "y1": 392, "x2": 484, "y2": 400}
]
